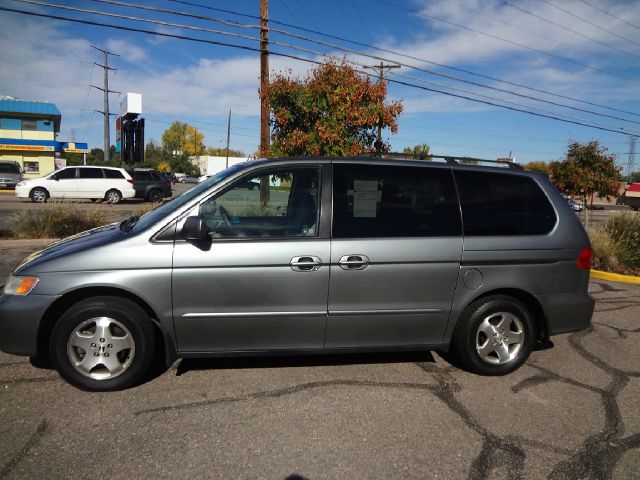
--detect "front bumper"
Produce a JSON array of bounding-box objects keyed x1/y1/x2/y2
[{"x1": 0, "y1": 294, "x2": 59, "y2": 356}]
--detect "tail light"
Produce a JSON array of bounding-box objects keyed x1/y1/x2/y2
[
  {"x1": 577, "y1": 247, "x2": 592, "y2": 270},
  {"x1": 127, "y1": 179, "x2": 134, "y2": 184}
]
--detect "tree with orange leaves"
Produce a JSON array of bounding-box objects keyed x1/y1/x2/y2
[{"x1": 262, "y1": 61, "x2": 403, "y2": 157}]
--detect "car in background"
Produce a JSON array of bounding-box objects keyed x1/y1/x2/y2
[
  {"x1": 15, "y1": 166, "x2": 135, "y2": 203},
  {"x1": 563, "y1": 195, "x2": 585, "y2": 212},
  {"x1": 0, "y1": 161, "x2": 23, "y2": 190},
  {"x1": 128, "y1": 169, "x2": 172, "y2": 202},
  {"x1": 178, "y1": 175, "x2": 198, "y2": 184}
]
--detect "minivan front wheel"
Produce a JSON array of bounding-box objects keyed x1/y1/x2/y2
[
  {"x1": 104, "y1": 189, "x2": 122, "y2": 204},
  {"x1": 50, "y1": 296, "x2": 155, "y2": 391},
  {"x1": 30, "y1": 187, "x2": 49, "y2": 203},
  {"x1": 453, "y1": 295, "x2": 535, "y2": 375}
]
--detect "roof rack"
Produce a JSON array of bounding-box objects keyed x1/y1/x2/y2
[{"x1": 358, "y1": 152, "x2": 523, "y2": 170}]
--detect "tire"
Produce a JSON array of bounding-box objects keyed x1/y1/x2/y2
[
  {"x1": 452, "y1": 295, "x2": 535, "y2": 375},
  {"x1": 30, "y1": 187, "x2": 49, "y2": 203},
  {"x1": 146, "y1": 189, "x2": 163, "y2": 203},
  {"x1": 50, "y1": 296, "x2": 156, "y2": 391},
  {"x1": 104, "y1": 189, "x2": 122, "y2": 204}
]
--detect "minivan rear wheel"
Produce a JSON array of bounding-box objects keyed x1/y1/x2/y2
[
  {"x1": 105, "y1": 189, "x2": 122, "y2": 204},
  {"x1": 30, "y1": 187, "x2": 49, "y2": 203},
  {"x1": 50, "y1": 296, "x2": 155, "y2": 391},
  {"x1": 453, "y1": 295, "x2": 535, "y2": 375}
]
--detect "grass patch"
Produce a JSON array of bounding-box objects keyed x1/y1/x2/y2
[
  {"x1": 588, "y1": 212, "x2": 640, "y2": 276},
  {"x1": 13, "y1": 201, "x2": 108, "y2": 239}
]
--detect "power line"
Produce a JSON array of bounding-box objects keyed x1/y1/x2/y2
[
  {"x1": 575, "y1": 0, "x2": 640, "y2": 33},
  {"x1": 496, "y1": 0, "x2": 640, "y2": 60},
  {"x1": 161, "y1": 0, "x2": 640, "y2": 117},
  {"x1": 33, "y1": 0, "x2": 640, "y2": 127},
  {"x1": 2, "y1": 4, "x2": 638, "y2": 137},
  {"x1": 537, "y1": 0, "x2": 640, "y2": 48}
]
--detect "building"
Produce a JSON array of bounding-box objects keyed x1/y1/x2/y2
[
  {"x1": 192, "y1": 155, "x2": 252, "y2": 176},
  {"x1": 0, "y1": 97, "x2": 87, "y2": 178}
]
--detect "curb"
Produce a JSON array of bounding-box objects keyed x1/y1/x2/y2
[{"x1": 590, "y1": 269, "x2": 640, "y2": 285}]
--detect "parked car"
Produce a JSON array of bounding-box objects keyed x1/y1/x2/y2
[
  {"x1": 15, "y1": 166, "x2": 135, "y2": 203},
  {"x1": 128, "y1": 169, "x2": 172, "y2": 202},
  {"x1": 178, "y1": 176, "x2": 198, "y2": 184},
  {"x1": 566, "y1": 197, "x2": 585, "y2": 212},
  {"x1": 0, "y1": 155, "x2": 594, "y2": 391},
  {"x1": 0, "y1": 160, "x2": 23, "y2": 190}
]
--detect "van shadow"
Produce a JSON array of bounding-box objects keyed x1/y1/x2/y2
[{"x1": 174, "y1": 351, "x2": 437, "y2": 377}]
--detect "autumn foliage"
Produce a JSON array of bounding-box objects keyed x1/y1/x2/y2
[
  {"x1": 550, "y1": 140, "x2": 622, "y2": 205},
  {"x1": 262, "y1": 61, "x2": 403, "y2": 156}
]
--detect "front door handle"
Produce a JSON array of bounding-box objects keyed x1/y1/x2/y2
[
  {"x1": 338, "y1": 254, "x2": 370, "y2": 270},
  {"x1": 290, "y1": 256, "x2": 322, "y2": 272}
]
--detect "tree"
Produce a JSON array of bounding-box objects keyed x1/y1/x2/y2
[
  {"x1": 523, "y1": 161, "x2": 550, "y2": 175},
  {"x1": 263, "y1": 60, "x2": 403, "y2": 156},
  {"x1": 161, "y1": 121, "x2": 205, "y2": 156},
  {"x1": 168, "y1": 153, "x2": 200, "y2": 176},
  {"x1": 402, "y1": 144, "x2": 431, "y2": 160},
  {"x1": 549, "y1": 140, "x2": 622, "y2": 207},
  {"x1": 206, "y1": 147, "x2": 245, "y2": 157},
  {"x1": 625, "y1": 171, "x2": 640, "y2": 183}
]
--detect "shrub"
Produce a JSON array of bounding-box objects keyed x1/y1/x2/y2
[
  {"x1": 604, "y1": 213, "x2": 640, "y2": 269},
  {"x1": 587, "y1": 228, "x2": 620, "y2": 272},
  {"x1": 13, "y1": 201, "x2": 108, "y2": 239}
]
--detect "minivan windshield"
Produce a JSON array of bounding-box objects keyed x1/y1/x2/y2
[{"x1": 130, "y1": 161, "x2": 256, "y2": 233}]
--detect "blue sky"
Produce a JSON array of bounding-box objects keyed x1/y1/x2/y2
[{"x1": 1, "y1": 0, "x2": 639, "y2": 169}]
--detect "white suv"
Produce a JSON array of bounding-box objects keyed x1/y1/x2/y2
[{"x1": 15, "y1": 166, "x2": 136, "y2": 204}]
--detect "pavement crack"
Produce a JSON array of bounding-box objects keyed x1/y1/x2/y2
[{"x1": 0, "y1": 419, "x2": 49, "y2": 478}]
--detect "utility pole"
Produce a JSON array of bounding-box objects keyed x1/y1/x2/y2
[
  {"x1": 259, "y1": 0, "x2": 270, "y2": 205},
  {"x1": 226, "y1": 109, "x2": 231, "y2": 168},
  {"x1": 627, "y1": 136, "x2": 637, "y2": 179},
  {"x1": 365, "y1": 62, "x2": 400, "y2": 153},
  {"x1": 91, "y1": 45, "x2": 120, "y2": 163}
]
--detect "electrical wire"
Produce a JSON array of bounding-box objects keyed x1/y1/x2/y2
[
  {"x1": 575, "y1": 0, "x2": 640, "y2": 32},
  {"x1": 2, "y1": 4, "x2": 638, "y2": 137},
  {"x1": 28, "y1": 0, "x2": 640, "y2": 126}
]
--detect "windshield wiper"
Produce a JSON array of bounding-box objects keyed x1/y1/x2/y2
[{"x1": 120, "y1": 215, "x2": 139, "y2": 232}]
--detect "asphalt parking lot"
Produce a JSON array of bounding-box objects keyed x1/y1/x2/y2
[{"x1": 0, "y1": 240, "x2": 638, "y2": 479}]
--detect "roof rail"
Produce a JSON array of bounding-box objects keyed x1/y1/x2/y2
[{"x1": 358, "y1": 152, "x2": 523, "y2": 170}]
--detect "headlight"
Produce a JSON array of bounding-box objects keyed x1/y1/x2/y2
[
  {"x1": 16, "y1": 181, "x2": 27, "y2": 187},
  {"x1": 3, "y1": 276, "x2": 39, "y2": 296}
]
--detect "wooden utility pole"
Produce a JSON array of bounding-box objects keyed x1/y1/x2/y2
[
  {"x1": 259, "y1": 0, "x2": 270, "y2": 205},
  {"x1": 91, "y1": 45, "x2": 120, "y2": 163},
  {"x1": 365, "y1": 62, "x2": 400, "y2": 153},
  {"x1": 225, "y1": 109, "x2": 231, "y2": 168}
]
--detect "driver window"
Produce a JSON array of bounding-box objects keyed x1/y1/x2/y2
[{"x1": 198, "y1": 167, "x2": 320, "y2": 238}]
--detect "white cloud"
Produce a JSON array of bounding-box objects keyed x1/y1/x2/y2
[{"x1": 105, "y1": 39, "x2": 149, "y2": 64}]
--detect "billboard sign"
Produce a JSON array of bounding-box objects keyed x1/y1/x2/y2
[{"x1": 120, "y1": 92, "x2": 142, "y2": 117}]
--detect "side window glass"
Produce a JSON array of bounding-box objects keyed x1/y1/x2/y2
[
  {"x1": 55, "y1": 168, "x2": 77, "y2": 180},
  {"x1": 455, "y1": 171, "x2": 557, "y2": 236},
  {"x1": 198, "y1": 167, "x2": 320, "y2": 238},
  {"x1": 78, "y1": 168, "x2": 104, "y2": 179},
  {"x1": 332, "y1": 164, "x2": 461, "y2": 238},
  {"x1": 103, "y1": 169, "x2": 124, "y2": 179}
]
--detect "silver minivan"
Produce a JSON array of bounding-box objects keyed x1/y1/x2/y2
[{"x1": 0, "y1": 156, "x2": 595, "y2": 390}]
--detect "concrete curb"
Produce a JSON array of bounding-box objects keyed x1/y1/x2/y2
[{"x1": 590, "y1": 269, "x2": 640, "y2": 285}]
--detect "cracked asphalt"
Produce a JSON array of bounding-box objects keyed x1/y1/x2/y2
[{"x1": 0, "y1": 244, "x2": 639, "y2": 479}]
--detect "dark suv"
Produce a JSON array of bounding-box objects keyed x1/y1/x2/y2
[
  {"x1": 0, "y1": 161, "x2": 23, "y2": 190},
  {"x1": 128, "y1": 170, "x2": 172, "y2": 202}
]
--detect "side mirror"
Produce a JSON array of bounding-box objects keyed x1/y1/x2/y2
[{"x1": 181, "y1": 216, "x2": 209, "y2": 241}]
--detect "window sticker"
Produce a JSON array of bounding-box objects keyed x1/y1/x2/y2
[{"x1": 352, "y1": 180, "x2": 379, "y2": 217}]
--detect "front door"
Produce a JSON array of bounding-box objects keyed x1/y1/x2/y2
[
  {"x1": 326, "y1": 163, "x2": 463, "y2": 348},
  {"x1": 172, "y1": 165, "x2": 330, "y2": 353},
  {"x1": 48, "y1": 167, "x2": 78, "y2": 198}
]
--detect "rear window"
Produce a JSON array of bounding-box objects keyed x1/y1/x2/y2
[
  {"x1": 454, "y1": 170, "x2": 556, "y2": 236},
  {"x1": 103, "y1": 169, "x2": 125, "y2": 179},
  {"x1": 333, "y1": 164, "x2": 461, "y2": 238}
]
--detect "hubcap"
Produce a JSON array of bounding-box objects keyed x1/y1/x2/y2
[
  {"x1": 66, "y1": 317, "x2": 135, "y2": 380},
  {"x1": 33, "y1": 190, "x2": 46, "y2": 202},
  {"x1": 475, "y1": 312, "x2": 524, "y2": 365},
  {"x1": 106, "y1": 192, "x2": 119, "y2": 203}
]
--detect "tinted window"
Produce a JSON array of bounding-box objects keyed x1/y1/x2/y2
[
  {"x1": 333, "y1": 164, "x2": 461, "y2": 238},
  {"x1": 103, "y1": 169, "x2": 124, "y2": 179},
  {"x1": 455, "y1": 170, "x2": 556, "y2": 236},
  {"x1": 78, "y1": 168, "x2": 104, "y2": 179},
  {"x1": 0, "y1": 163, "x2": 20, "y2": 174},
  {"x1": 55, "y1": 168, "x2": 76, "y2": 180},
  {"x1": 198, "y1": 167, "x2": 320, "y2": 238}
]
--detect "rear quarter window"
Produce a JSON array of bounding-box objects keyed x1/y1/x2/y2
[
  {"x1": 103, "y1": 169, "x2": 125, "y2": 179},
  {"x1": 454, "y1": 170, "x2": 556, "y2": 236}
]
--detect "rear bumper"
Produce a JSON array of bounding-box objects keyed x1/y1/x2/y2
[
  {"x1": 0, "y1": 294, "x2": 59, "y2": 356},
  {"x1": 539, "y1": 291, "x2": 595, "y2": 335}
]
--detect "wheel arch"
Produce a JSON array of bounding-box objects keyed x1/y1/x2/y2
[
  {"x1": 37, "y1": 286, "x2": 176, "y2": 366},
  {"x1": 454, "y1": 288, "x2": 549, "y2": 343}
]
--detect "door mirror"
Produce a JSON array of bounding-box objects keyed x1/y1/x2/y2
[{"x1": 181, "y1": 216, "x2": 209, "y2": 241}]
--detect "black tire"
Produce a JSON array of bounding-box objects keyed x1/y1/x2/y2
[
  {"x1": 452, "y1": 295, "x2": 535, "y2": 375},
  {"x1": 30, "y1": 187, "x2": 49, "y2": 203},
  {"x1": 50, "y1": 296, "x2": 156, "y2": 391},
  {"x1": 147, "y1": 189, "x2": 163, "y2": 203},
  {"x1": 104, "y1": 189, "x2": 122, "y2": 204}
]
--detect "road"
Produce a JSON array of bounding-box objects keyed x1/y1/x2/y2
[{"x1": 0, "y1": 240, "x2": 638, "y2": 479}]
